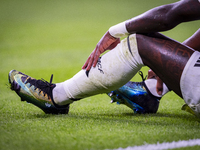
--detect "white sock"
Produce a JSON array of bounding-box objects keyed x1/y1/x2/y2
[
  {"x1": 53, "y1": 34, "x2": 144, "y2": 105},
  {"x1": 52, "y1": 83, "x2": 74, "y2": 105},
  {"x1": 144, "y1": 79, "x2": 169, "y2": 97}
]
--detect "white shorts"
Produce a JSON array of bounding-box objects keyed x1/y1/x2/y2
[{"x1": 180, "y1": 51, "x2": 200, "y2": 117}]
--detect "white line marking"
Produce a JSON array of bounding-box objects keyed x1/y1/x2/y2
[{"x1": 110, "y1": 139, "x2": 200, "y2": 150}]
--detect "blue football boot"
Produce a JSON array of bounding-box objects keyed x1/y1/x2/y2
[{"x1": 107, "y1": 71, "x2": 161, "y2": 114}]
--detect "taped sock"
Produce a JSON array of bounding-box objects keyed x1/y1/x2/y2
[
  {"x1": 53, "y1": 34, "x2": 144, "y2": 105},
  {"x1": 144, "y1": 79, "x2": 169, "y2": 97}
]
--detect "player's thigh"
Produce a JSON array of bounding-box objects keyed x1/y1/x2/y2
[{"x1": 136, "y1": 33, "x2": 194, "y2": 98}]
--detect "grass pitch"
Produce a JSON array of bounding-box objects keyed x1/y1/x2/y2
[{"x1": 0, "y1": 0, "x2": 200, "y2": 150}]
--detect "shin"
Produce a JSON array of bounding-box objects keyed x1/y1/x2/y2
[{"x1": 54, "y1": 34, "x2": 144, "y2": 105}]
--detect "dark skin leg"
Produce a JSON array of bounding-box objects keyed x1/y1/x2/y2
[{"x1": 137, "y1": 33, "x2": 195, "y2": 98}]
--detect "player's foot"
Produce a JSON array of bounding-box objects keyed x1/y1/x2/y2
[
  {"x1": 107, "y1": 72, "x2": 161, "y2": 114},
  {"x1": 181, "y1": 103, "x2": 200, "y2": 118},
  {"x1": 181, "y1": 104, "x2": 196, "y2": 116},
  {"x1": 8, "y1": 70, "x2": 69, "y2": 114}
]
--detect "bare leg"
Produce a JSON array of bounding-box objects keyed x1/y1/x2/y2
[{"x1": 137, "y1": 33, "x2": 194, "y2": 98}]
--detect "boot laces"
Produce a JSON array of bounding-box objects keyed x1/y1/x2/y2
[
  {"x1": 138, "y1": 71, "x2": 147, "y2": 81},
  {"x1": 27, "y1": 74, "x2": 54, "y2": 97}
]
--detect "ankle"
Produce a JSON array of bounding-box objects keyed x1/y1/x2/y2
[
  {"x1": 144, "y1": 79, "x2": 169, "y2": 97},
  {"x1": 53, "y1": 83, "x2": 74, "y2": 105}
]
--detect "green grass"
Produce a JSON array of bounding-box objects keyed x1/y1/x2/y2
[{"x1": 0, "y1": 0, "x2": 200, "y2": 150}]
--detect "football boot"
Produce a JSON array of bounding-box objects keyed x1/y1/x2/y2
[
  {"x1": 107, "y1": 71, "x2": 161, "y2": 114},
  {"x1": 8, "y1": 70, "x2": 69, "y2": 114},
  {"x1": 181, "y1": 103, "x2": 200, "y2": 118}
]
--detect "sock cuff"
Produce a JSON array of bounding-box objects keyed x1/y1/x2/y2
[
  {"x1": 142, "y1": 81, "x2": 161, "y2": 100},
  {"x1": 144, "y1": 79, "x2": 169, "y2": 97}
]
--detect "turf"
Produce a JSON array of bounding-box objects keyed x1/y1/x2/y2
[{"x1": 0, "y1": 0, "x2": 200, "y2": 150}]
